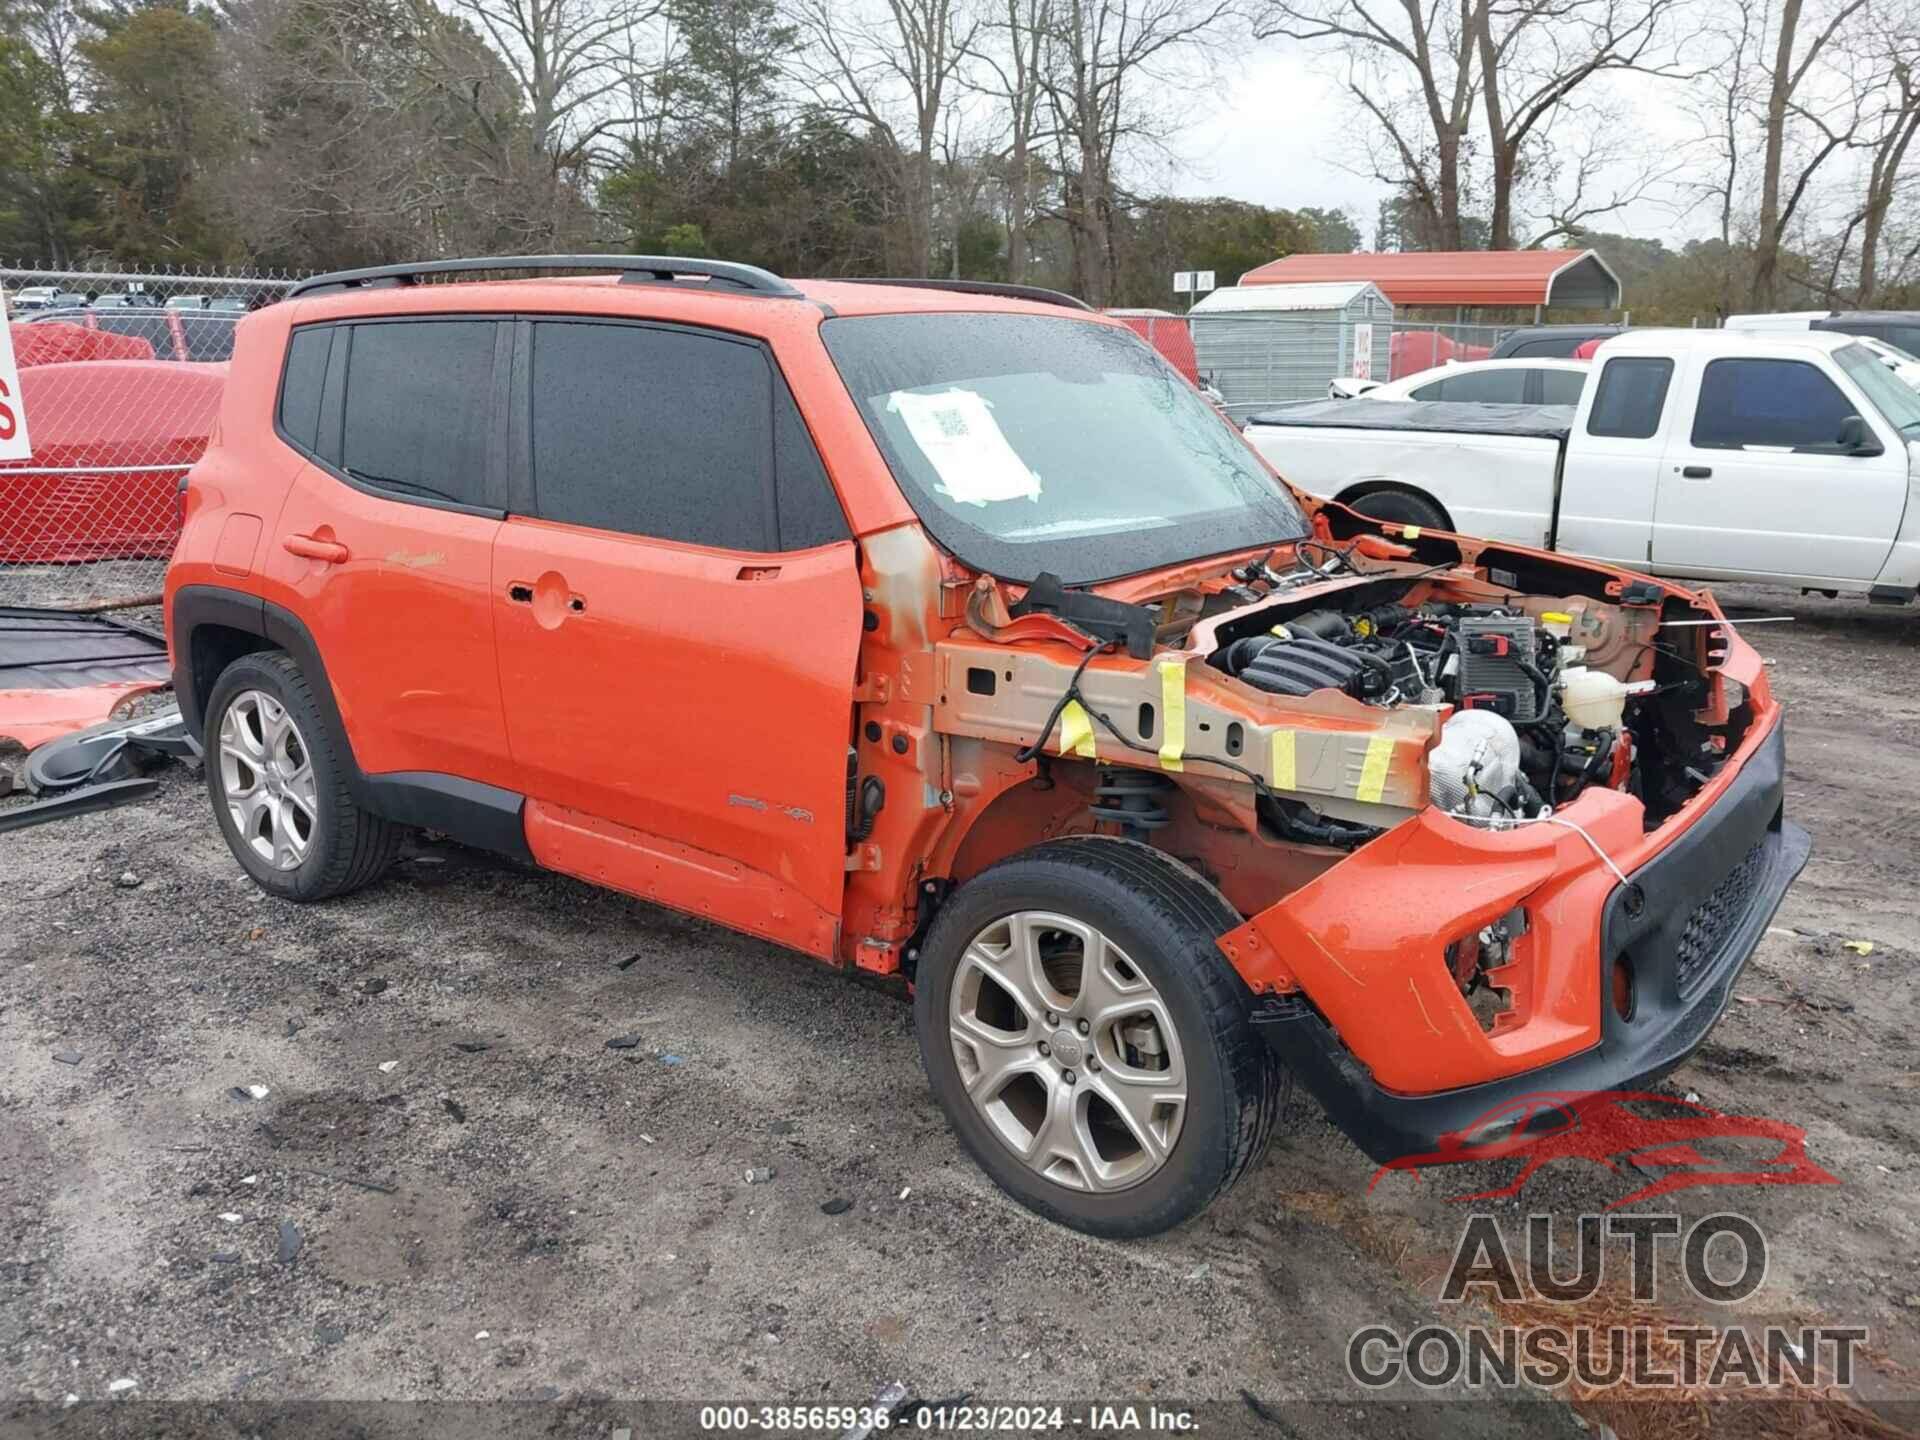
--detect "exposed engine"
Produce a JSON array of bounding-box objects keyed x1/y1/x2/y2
[{"x1": 1209, "y1": 598, "x2": 1648, "y2": 820}]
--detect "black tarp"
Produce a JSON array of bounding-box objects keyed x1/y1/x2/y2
[
  {"x1": 1246, "y1": 399, "x2": 1576, "y2": 441},
  {"x1": 0, "y1": 608, "x2": 170, "y2": 691}
]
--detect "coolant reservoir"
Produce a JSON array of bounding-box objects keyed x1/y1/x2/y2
[{"x1": 1560, "y1": 666, "x2": 1628, "y2": 731}]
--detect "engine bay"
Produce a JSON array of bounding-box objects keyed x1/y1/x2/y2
[{"x1": 1192, "y1": 557, "x2": 1737, "y2": 837}]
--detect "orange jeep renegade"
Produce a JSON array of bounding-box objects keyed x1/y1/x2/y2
[{"x1": 166, "y1": 256, "x2": 1807, "y2": 1236}]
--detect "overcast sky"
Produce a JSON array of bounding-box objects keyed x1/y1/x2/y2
[{"x1": 1162, "y1": 49, "x2": 1714, "y2": 248}]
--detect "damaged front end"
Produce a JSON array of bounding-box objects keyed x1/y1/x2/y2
[{"x1": 930, "y1": 522, "x2": 1808, "y2": 1161}]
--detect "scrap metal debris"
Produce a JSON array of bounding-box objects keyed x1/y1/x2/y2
[{"x1": 0, "y1": 776, "x2": 160, "y2": 833}]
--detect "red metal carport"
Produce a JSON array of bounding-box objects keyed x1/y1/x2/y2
[{"x1": 1240, "y1": 250, "x2": 1622, "y2": 310}]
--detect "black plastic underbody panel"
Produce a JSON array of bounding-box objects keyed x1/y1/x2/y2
[{"x1": 1254, "y1": 718, "x2": 1809, "y2": 1162}]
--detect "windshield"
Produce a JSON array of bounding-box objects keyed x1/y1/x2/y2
[
  {"x1": 1837, "y1": 343, "x2": 1920, "y2": 436},
  {"x1": 821, "y1": 312, "x2": 1308, "y2": 584}
]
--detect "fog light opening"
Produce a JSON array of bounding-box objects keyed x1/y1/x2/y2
[{"x1": 1612, "y1": 956, "x2": 1636, "y2": 1021}]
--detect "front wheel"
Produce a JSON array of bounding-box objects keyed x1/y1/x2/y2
[{"x1": 914, "y1": 837, "x2": 1280, "y2": 1237}]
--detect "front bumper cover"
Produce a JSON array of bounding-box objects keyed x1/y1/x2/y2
[{"x1": 1253, "y1": 719, "x2": 1810, "y2": 1163}]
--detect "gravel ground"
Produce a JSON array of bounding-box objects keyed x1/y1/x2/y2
[{"x1": 2, "y1": 582, "x2": 1916, "y2": 1436}]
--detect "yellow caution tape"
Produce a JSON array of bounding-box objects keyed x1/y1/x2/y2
[
  {"x1": 1356, "y1": 735, "x2": 1394, "y2": 803},
  {"x1": 1271, "y1": 729, "x2": 1296, "y2": 791},
  {"x1": 1158, "y1": 658, "x2": 1186, "y2": 771},
  {"x1": 1059, "y1": 699, "x2": 1097, "y2": 758},
  {"x1": 1402, "y1": 525, "x2": 1421, "y2": 539}
]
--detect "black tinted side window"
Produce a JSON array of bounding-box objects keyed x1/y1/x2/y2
[
  {"x1": 341, "y1": 320, "x2": 496, "y2": 507},
  {"x1": 278, "y1": 327, "x2": 330, "y2": 453},
  {"x1": 774, "y1": 380, "x2": 849, "y2": 548},
  {"x1": 1539, "y1": 369, "x2": 1587, "y2": 406},
  {"x1": 1438, "y1": 369, "x2": 1528, "y2": 403},
  {"x1": 1587, "y1": 357, "x2": 1673, "y2": 439},
  {"x1": 530, "y1": 321, "x2": 774, "y2": 550},
  {"x1": 1690, "y1": 358, "x2": 1858, "y2": 450}
]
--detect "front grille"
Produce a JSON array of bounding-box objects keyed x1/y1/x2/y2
[{"x1": 1673, "y1": 840, "x2": 1769, "y2": 996}]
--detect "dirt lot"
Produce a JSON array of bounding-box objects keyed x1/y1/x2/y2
[{"x1": 2, "y1": 583, "x2": 1917, "y2": 1436}]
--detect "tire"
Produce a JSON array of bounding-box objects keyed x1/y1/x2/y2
[
  {"x1": 1346, "y1": 487, "x2": 1448, "y2": 531},
  {"x1": 913, "y1": 837, "x2": 1280, "y2": 1237},
  {"x1": 203, "y1": 650, "x2": 404, "y2": 901}
]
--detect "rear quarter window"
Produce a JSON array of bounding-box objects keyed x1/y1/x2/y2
[
  {"x1": 278, "y1": 327, "x2": 331, "y2": 453},
  {"x1": 1586, "y1": 357, "x2": 1673, "y2": 439}
]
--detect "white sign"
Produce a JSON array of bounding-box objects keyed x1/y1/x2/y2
[
  {"x1": 1351, "y1": 322, "x2": 1374, "y2": 382},
  {"x1": 1173, "y1": 271, "x2": 1194, "y2": 294},
  {"x1": 1195, "y1": 270, "x2": 1217, "y2": 293},
  {"x1": 0, "y1": 287, "x2": 30, "y2": 461},
  {"x1": 886, "y1": 388, "x2": 1041, "y2": 507}
]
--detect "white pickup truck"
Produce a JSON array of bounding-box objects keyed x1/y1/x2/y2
[{"x1": 1245, "y1": 329, "x2": 1920, "y2": 601}]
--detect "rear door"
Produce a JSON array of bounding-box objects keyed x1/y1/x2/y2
[
  {"x1": 491, "y1": 317, "x2": 862, "y2": 954},
  {"x1": 1652, "y1": 354, "x2": 1907, "y2": 581},
  {"x1": 261, "y1": 316, "x2": 517, "y2": 788},
  {"x1": 1557, "y1": 354, "x2": 1677, "y2": 565}
]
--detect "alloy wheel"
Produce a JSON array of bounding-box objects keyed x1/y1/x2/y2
[
  {"x1": 217, "y1": 689, "x2": 318, "y2": 871},
  {"x1": 948, "y1": 910, "x2": 1187, "y2": 1192}
]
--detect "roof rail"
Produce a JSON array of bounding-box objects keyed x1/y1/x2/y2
[
  {"x1": 848, "y1": 278, "x2": 1093, "y2": 312},
  {"x1": 288, "y1": 255, "x2": 802, "y2": 300}
]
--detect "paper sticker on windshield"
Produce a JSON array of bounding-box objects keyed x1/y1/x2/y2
[{"x1": 887, "y1": 388, "x2": 1041, "y2": 506}]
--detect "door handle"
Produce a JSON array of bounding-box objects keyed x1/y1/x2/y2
[
  {"x1": 736, "y1": 564, "x2": 782, "y2": 582},
  {"x1": 283, "y1": 533, "x2": 349, "y2": 564},
  {"x1": 506, "y1": 581, "x2": 585, "y2": 613},
  {"x1": 1681, "y1": 465, "x2": 1712, "y2": 479}
]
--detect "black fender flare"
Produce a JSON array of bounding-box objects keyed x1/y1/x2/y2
[{"x1": 170, "y1": 584, "x2": 531, "y2": 860}]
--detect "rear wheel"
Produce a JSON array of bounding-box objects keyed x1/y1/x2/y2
[
  {"x1": 1346, "y1": 487, "x2": 1448, "y2": 531},
  {"x1": 204, "y1": 651, "x2": 403, "y2": 901},
  {"x1": 914, "y1": 837, "x2": 1279, "y2": 1237}
]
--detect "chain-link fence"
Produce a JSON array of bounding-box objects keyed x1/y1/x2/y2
[
  {"x1": 1186, "y1": 307, "x2": 1552, "y2": 422},
  {"x1": 1, "y1": 264, "x2": 298, "y2": 611}
]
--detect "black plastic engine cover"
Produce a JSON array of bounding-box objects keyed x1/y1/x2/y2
[{"x1": 1235, "y1": 636, "x2": 1372, "y2": 699}]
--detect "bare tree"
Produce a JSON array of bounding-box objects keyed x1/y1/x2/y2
[
  {"x1": 1853, "y1": 4, "x2": 1919, "y2": 302},
  {"x1": 410, "y1": 0, "x2": 664, "y2": 186},
  {"x1": 787, "y1": 0, "x2": 977, "y2": 274},
  {"x1": 968, "y1": 0, "x2": 1052, "y2": 280},
  {"x1": 1039, "y1": 0, "x2": 1233, "y2": 303},
  {"x1": 1749, "y1": 0, "x2": 1873, "y2": 306},
  {"x1": 1520, "y1": 107, "x2": 1692, "y2": 245},
  {"x1": 1256, "y1": 0, "x2": 1483, "y2": 250},
  {"x1": 1471, "y1": 0, "x2": 1696, "y2": 248}
]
